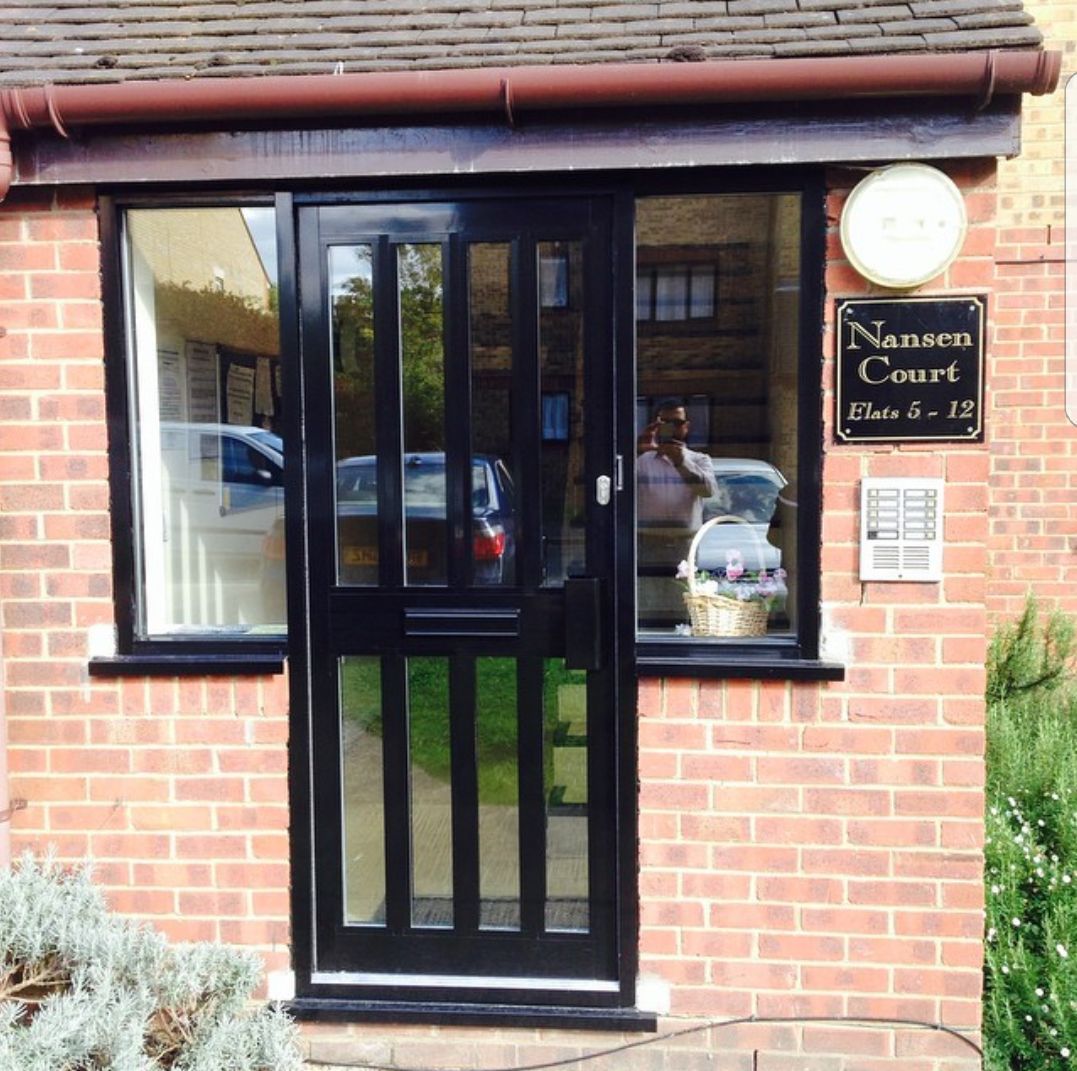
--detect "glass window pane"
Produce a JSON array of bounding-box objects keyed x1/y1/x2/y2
[
  {"x1": 340, "y1": 656, "x2": 386, "y2": 926},
  {"x1": 125, "y1": 207, "x2": 284, "y2": 637},
  {"x1": 539, "y1": 241, "x2": 586, "y2": 588},
  {"x1": 330, "y1": 244, "x2": 378, "y2": 586},
  {"x1": 635, "y1": 270, "x2": 653, "y2": 322},
  {"x1": 477, "y1": 657, "x2": 520, "y2": 930},
  {"x1": 408, "y1": 657, "x2": 453, "y2": 929},
  {"x1": 635, "y1": 194, "x2": 800, "y2": 641},
  {"x1": 400, "y1": 244, "x2": 447, "y2": 586},
  {"x1": 654, "y1": 267, "x2": 688, "y2": 321},
  {"x1": 689, "y1": 266, "x2": 716, "y2": 319},
  {"x1": 545, "y1": 660, "x2": 588, "y2": 932},
  {"x1": 469, "y1": 244, "x2": 516, "y2": 588}
]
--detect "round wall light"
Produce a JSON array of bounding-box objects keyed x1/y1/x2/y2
[{"x1": 839, "y1": 163, "x2": 969, "y2": 290}]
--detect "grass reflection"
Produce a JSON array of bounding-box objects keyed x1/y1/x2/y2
[{"x1": 339, "y1": 658, "x2": 581, "y2": 805}]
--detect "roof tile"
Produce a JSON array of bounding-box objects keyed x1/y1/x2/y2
[
  {"x1": 0, "y1": 0, "x2": 1046, "y2": 87},
  {"x1": 920, "y1": 24, "x2": 1042, "y2": 45},
  {"x1": 847, "y1": 33, "x2": 929, "y2": 50},
  {"x1": 763, "y1": 12, "x2": 838, "y2": 27},
  {"x1": 836, "y1": 6, "x2": 914, "y2": 24},
  {"x1": 955, "y1": 10, "x2": 1034, "y2": 27},
  {"x1": 881, "y1": 17, "x2": 959, "y2": 33},
  {"x1": 773, "y1": 37, "x2": 853, "y2": 55},
  {"x1": 727, "y1": 0, "x2": 789, "y2": 14}
]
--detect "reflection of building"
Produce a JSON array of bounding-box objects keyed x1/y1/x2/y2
[
  {"x1": 636, "y1": 195, "x2": 800, "y2": 624},
  {"x1": 130, "y1": 208, "x2": 280, "y2": 432}
]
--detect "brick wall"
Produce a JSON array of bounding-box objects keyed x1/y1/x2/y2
[
  {"x1": 0, "y1": 165, "x2": 991, "y2": 1068},
  {"x1": 0, "y1": 185, "x2": 292, "y2": 978},
  {"x1": 988, "y1": 1, "x2": 1076, "y2": 621}
]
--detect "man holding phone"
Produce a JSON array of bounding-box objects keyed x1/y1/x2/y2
[
  {"x1": 636, "y1": 399, "x2": 718, "y2": 627},
  {"x1": 637, "y1": 399, "x2": 717, "y2": 528}
]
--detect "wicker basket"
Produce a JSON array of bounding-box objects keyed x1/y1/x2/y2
[{"x1": 683, "y1": 515, "x2": 770, "y2": 638}]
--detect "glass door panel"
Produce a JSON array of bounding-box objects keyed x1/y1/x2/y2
[
  {"x1": 476, "y1": 656, "x2": 520, "y2": 930},
  {"x1": 544, "y1": 661, "x2": 589, "y2": 933},
  {"x1": 540, "y1": 240, "x2": 586, "y2": 587},
  {"x1": 400, "y1": 244, "x2": 449, "y2": 587},
  {"x1": 469, "y1": 243, "x2": 516, "y2": 588},
  {"x1": 340, "y1": 656, "x2": 386, "y2": 925},
  {"x1": 407, "y1": 656, "x2": 454, "y2": 928},
  {"x1": 330, "y1": 245, "x2": 378, "y2": 587}
]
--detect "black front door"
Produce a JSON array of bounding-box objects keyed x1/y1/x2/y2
[{"x1": 295, "y1": 197, "x2": 623, "y2": 1003}]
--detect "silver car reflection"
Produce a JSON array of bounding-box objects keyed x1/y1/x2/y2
[{"x1": 694, "y1": 458, "x2": 789, "y2": 575}]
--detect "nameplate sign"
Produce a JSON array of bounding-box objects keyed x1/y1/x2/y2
[{"x1": 835, "y1": 296, "x2": 985, "y2": 444}]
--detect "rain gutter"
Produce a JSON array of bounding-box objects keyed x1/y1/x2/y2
[{"x1": 0, "y1": 49, "x2": 1061, "y2": 202}]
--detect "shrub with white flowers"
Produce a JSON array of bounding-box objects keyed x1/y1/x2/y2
[
  {"x1": 0, "y1": 854, "x2": 302, "y2": 1071},
  {"x1": 985, "y1": 598, "x2": 1077, "y2": 1069}
]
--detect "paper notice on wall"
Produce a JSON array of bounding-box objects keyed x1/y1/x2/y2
[
  {"x1": 255, "y1": 357, "x2": 275, "y2": 417},
  {"x1": 157, "y1": 349, "x2": 183, "y2": 421},
  {"x1": 226, "y1": 363, "x2": 256, "y2": 426},
  {"x1": 186, "y1": 341, "x2": 219, "y2": 424}
]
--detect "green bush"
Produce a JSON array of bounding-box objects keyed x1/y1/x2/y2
[
  {"x1": 985, "y1": 597, "x2": 1077, "y2": 1069},
  {"x1": 0, "y1": 855, "x2": 302, "y2": 1071}
]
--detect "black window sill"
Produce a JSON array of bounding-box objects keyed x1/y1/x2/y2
[
  {"x1": 89, "y1": 653, "x2": 285, "y2": 677},
  {"x1": 287, "y1": 997, "x2": 656, "y2": 1032},
  {"x1": 636, "y1": 643, "x2": 844, "y2": 681}
]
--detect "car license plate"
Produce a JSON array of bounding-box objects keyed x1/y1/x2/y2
[
  {"x1": 342, "y1": 547, "x2": 429, "y2": 567},
  {"x1": 343, "y1": 546, "x2": 378, "y2": 566}
]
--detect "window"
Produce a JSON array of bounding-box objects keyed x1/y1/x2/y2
[
  {"x1": 119, "y1": 205, "x2": 285, "y2": 644},
  {"x1": 636, "y1": 261, "x2": 717, "y2": 322},
  {"x1": 634, "y1": 191, "x2": 822, "y2": 668}
]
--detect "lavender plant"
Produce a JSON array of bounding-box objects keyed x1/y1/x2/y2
[
  {"x1": 985, "y1": 598, "x2": 1077, "y2": 1069},
  {"x1": 0, "y1": 855, "x2": 301, "y2": 1071}
]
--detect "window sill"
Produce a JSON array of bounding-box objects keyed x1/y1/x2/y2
[
  {"x1": 88, "y1": 653, "x2": 285, "y2": 677},
  {"x1": 636, "y1": 645, "x2": 844, "y2": 681},
  {"x1": 287, "y1": 997, "x2": 656, "y2": 1031}
]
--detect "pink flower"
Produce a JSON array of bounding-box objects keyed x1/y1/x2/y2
[
  {"x1": 675, "y1": 559, "x2": 691, "y2": 580},
  {"x1": 725, "y1": 549, "x2": 745, "y2": 582}
]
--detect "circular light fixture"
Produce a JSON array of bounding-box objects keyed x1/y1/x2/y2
[{"x1": 839, "y1": 163, "x2": 968, "y2": 290}]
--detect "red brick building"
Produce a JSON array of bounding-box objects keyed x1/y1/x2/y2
[{"x1": 0, "y1": 2, "x2": 1066, "y2": 1066}]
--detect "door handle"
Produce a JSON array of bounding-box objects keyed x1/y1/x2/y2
[{"x1": 564, "y1": 575, "x2": 605, "y2": 672}]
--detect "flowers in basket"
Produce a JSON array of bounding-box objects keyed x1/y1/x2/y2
[{"x1": 676, "y1": 549, "x2": 787, "y2": 608}]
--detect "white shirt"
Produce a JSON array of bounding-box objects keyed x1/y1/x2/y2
[{"x1": 636, "y1": 447, "x2": 717, "y2": 528}]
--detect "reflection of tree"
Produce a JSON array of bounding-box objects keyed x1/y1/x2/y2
[
  {"x1": 332, "y1": 244, "x2": 445, "y2": 460},
  {"x1": 156, "y1": 281, "x2": 279, "y2": 355}
]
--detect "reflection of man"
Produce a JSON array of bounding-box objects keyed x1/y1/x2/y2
[
  {"x1": 637, "y1": 401, "x2": 718, "y2": 527},
  {"x1": 636, "y1": 400, "x2": 717, "y2": 627}
]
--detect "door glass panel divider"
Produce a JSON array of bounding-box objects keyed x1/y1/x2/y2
[
  {"x1": 517, "y1": 655, "x2": 547, "y2": 937},
  {"x1": 512, "y1": 236, "x2": 542, "y2": 590},
  {"x1": 444, "y1": 234, "x2": 473, "y2": 590},
  {"x1": 449, "y1": 654, "x2": 480, "y2": 932},
  {"x1": 581, "y1": 218, "x2": 618, "y2": 962},
  {"x1": 302, "y1": 213, "x2": 349, "y2": 963},
  {"x1": 373, "y1": 236, "x2": 404, "y2": 590}
]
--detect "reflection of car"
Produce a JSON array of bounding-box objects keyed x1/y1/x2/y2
[
  {"x1": 158, "y1": 422, "x2": 285, "y2": 626},
  {"x1": 694, "y1": 458, "x2": 789, "y2": 575},
  {"x1": 260, "y1": 452, "x2": 516, "y2": 614},
  {"x1": 336, "y1": 453, "x2": 516, "y2": 585}
]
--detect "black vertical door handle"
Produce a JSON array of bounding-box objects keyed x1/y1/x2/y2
[{"x1": 564, "y1": 576, "x2": 605, "y2": 671}]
